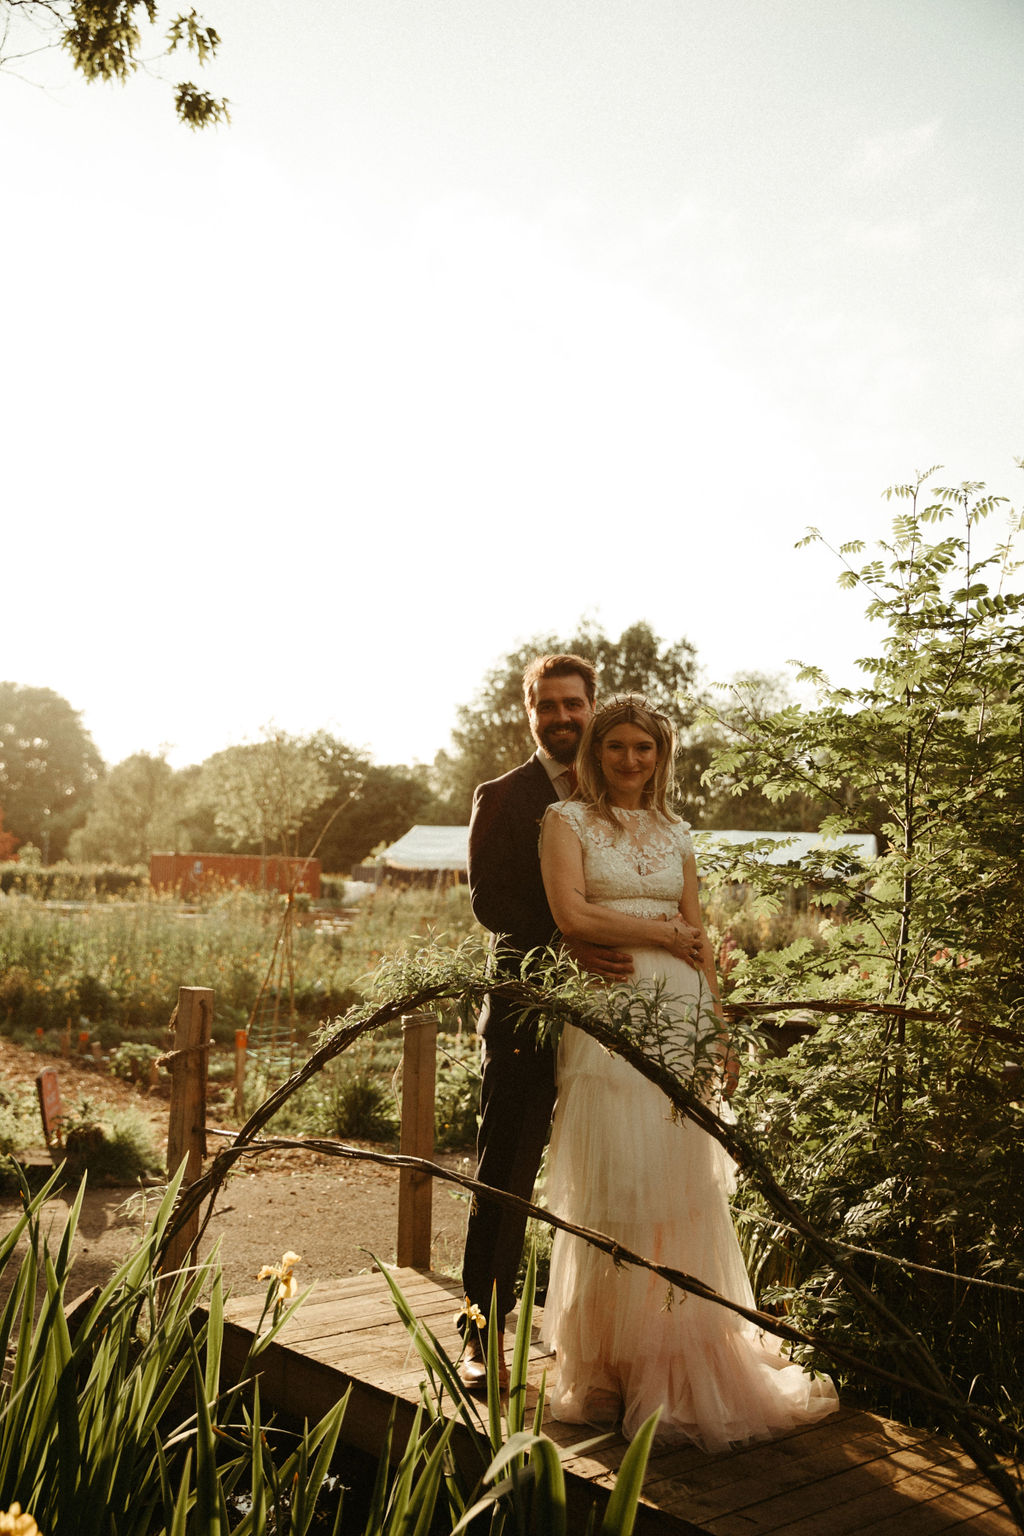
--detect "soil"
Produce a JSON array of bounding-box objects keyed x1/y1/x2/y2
[{"x1": 0, "y1": 1036, "x2": 472, "y2": 1304}]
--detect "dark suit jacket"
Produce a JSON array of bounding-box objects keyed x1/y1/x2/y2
[{"x1": 468, "y1": 753, "x2": 559, "y2": 1041}]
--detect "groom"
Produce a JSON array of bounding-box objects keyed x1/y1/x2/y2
[{"x1": 458, "y1": 653, "x2": 605, "y2": 1386}]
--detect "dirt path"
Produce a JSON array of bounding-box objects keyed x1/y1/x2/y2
[{"x1": 0, "y1": 1038, "x2": 471, "y2": 1304}]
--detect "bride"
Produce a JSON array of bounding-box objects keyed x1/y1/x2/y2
[{"x1": 538, "y1": 695, "x2": 838, "y2": 1450}]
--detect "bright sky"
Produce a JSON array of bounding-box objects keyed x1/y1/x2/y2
[{"x1": 4, "y1": 0, "x2": 1022, "y2": 770}]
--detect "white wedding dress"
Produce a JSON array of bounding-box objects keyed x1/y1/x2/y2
[{"x1": 540, "y1": 800, "x2": 838, "y2": 1451}]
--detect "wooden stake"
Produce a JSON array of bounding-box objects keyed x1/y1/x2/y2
[
  {"x1": 161, "y1": 986, "x2": 213, "y2": 1281},
  {"x1": 396, "y1": 1011, "x2": 437, "y2": 1269},
  {"x1": 233, "y1": 1029, "x2": 248, "y2": 1118}
]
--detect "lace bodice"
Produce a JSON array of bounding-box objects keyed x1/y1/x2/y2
[{"x1": 542, "y1": 800, "x2": 694, "y2": 920}]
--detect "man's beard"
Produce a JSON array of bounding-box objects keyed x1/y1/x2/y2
[{"x1": 538, "y1": 723, "x2": 583, "y2": 766}]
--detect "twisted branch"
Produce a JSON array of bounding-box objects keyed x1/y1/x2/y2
[{"x1": 158, "y1": 966, "x2": 1023, "y2": 1525}]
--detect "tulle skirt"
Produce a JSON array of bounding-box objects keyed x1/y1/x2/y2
[{"x1": 541, "y1": 947, "x2": 838, "y2": 1451}]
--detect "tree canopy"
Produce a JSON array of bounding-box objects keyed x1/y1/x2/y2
[
  {"x1": 193, "y1": 734, "x2": 332, "y2": 858},
  {"x1": 295, "y1": 734, "x2": 443, "y2": 875},
  {"x1": 704, "y1": 467, "x2": 1024, "y2": 1029},
  {"x1": 0, "y1": 681, "x2": 103, "y2": 859},
  {"x1": 1, "y1": 0, "x2": 229, "y2": 126},
  {"x1": 68, "y1": 750, "x2": 191, "y2": 864},
  {"x1": 432, "y1": 619, "x2": 702, "y2": 821}
]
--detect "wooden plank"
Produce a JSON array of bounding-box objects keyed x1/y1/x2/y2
[
  {"x1": 649, "y1": 1415, "x2": 932, "y2": 1518},
  {"x1": 678, "y1": 1442, "x2": 964, "y2": 1531},
  {"x1": 852, "y1": 1474, "x2": 1014, "y2": 1535},
  {"x1": 219, "y1": 1317, "x2": 692, "y2": 1536},
  {"x1": 217, "y1": 1272, "x2": 1018, "y2": 1536},
  {"x1": 707, "y1": 1450, "x2": 1014, "y2": 1536},
  {"x1": 938, "y1": 1505, "x2": 1021, "y2": 1536}
]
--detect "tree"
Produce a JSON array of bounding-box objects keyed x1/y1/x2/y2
[
  {"x1": 0, "y1": 682, "x2": 104, "y2": 859},
  {"x1": 194, "y1": 733, "x2": 331, "y2": 857},
  {"x1": 691, "y1": 672, "x2": 830, "y2": 831},
  {"x1": 433, "y1": 619, "x2": 702, "y2": 821},
  {"x1": 68, "y1": 750, "x2": 190, "y2": 863},
  {"x1": 290, "y1": 734, "x2": 445, "y2": 874},
  {"x1": 708, "y1": 469, "x2": 1023, "y2": 1026},
  {"x1": 703, "y1": 471, "x2": 1024, "y2": 1427},
  {"x1": 1, "y1": 0, "x2": 229, "y2": 127}
]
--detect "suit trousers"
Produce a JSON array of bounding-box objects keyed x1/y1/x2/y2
[{"x1": 461, "y1": 1021, "x2": 557, "y2": 1334}]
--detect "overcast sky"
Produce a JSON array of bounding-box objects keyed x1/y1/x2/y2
[{"x1": 4, "y1": 0, "x2": 1022, "y2": 770}]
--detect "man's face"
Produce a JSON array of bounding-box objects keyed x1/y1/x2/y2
[{"x1": 527, "y1": 673, "x2": 594, "y2": 765}]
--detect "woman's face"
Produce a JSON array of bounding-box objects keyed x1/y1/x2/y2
[{"x1": 596, "y1": 721, "x2": 658, "y2": 806}]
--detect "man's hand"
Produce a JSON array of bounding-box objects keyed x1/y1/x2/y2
[{"x1": 562, "y1": 937, "x2": 635, "y2": 979}]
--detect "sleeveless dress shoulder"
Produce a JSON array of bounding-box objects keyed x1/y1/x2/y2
[{"x1": 540, "y1": 800, "x2": 838, "y2": 1450}]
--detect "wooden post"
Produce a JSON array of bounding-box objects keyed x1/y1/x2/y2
[
  {"x1": 36, "y1": 1067, "x2": 64, "y2": 1149},
  {"x1": 396, "y1": 1011, "x2": 437, "y2": 1270},
  {"x1": 161, "y1": 986, "x2": 213, "y2": 1280},
  {"x1": 233, "y1": 1029, "x2": 248, "y2": 1118}
]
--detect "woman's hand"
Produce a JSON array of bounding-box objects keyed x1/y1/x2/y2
[{"x1": 652, "y1": 914, "x2": 705, "y2": 969}]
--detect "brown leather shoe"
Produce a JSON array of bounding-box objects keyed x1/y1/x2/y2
[{"x1": 457, "y1": 1331, "x2": 508, "y2": 1394}]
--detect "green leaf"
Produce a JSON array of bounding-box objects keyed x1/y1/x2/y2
[{"x1": 598, "y1": 1409, "x2": 660, "y2": 1534}]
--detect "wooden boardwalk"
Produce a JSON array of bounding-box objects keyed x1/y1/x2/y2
[{"x1": 219, "y1": 1267, "x2": 1016, "y2": 1536}]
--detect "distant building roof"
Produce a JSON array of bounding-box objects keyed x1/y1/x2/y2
[
  {"x1": 374, "y1": 825, "x2": 878, "y2": 873},
  {"x1": 692, "y1": 829, "x2": 878, "y2": 866}
]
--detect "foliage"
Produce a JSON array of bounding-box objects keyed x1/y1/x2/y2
[
  {"x1": 0, "y1": 0, "x2": 229, "y2": 126},
  {"x1": 294, "y1": 733, "x2": 446, "y2": 874},
  {"x1": 687, "y1": 672, "x2": 829, "y2": 830},
  {"x1": 60, "y1": 1100, "x2": 162, "y2": 1182},
  {"x1": 0, "y1": 1169, "x2": 350, "y2": 1535},
  {"x1": 705, "y1": 470, "x2": 1023, "y2": 1025},
  {"x1": 314, "y1": 1065, "x2": 399, "y2": 1143},
  {"x1": 108, "y1": 1040, "x2": 163, "y2": 1083},
  {"x1": 433, "y1": 1029, "x2": 481, "y2": 1150},
  {"x1": 0, "y1": 884, "x2": 479, "y2": 1066},
  {"x1": 698, "y1": 470, "x2": 1024, "y2": 1428},
  {"x1": 0, "y1": 860, "x2": 146, "y2": 898},
  {"x1": 59, "y1": 730, "x2": 447, "y2": 873},
  {"x1": 731, "y1": 1014, "x2": 1024, "y2": 1429},
  {"x1": 0, "y1": 1091, "x2": 37, "y2": 1163},
  {"x1": 0, "y1": 887, "x2": 360, "y2": 1039},
  {"x1": 0, "y1": 683, "x2": 103, "y2": 860},
  {"x1": 194, "y1": 733, "x2": 332, "y2": 858},
  {"x1": 432, "y1": 619, "x2": 702, "y2": 820},
  {"x1": 381, "y1": 1245, "x2": 659, "y2": 1535},
  {"x1": 0, "y1": 1168, "x2": 658, "y2": 1536},
  {"x1": 68, "y1": 753, "x2": 192, "y2": 864}
]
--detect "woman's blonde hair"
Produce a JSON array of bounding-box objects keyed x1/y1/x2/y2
[{"x1": 575, "y1": 694, "x2": 679, "y2": 826}]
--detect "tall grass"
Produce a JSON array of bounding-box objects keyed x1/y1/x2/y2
[
  {"x1": 0, "y1": 885, "x2": 478, "y2": 1047},
  {"x1": 0, "y1": 1169, "x2": 656, "y2": 1535}
]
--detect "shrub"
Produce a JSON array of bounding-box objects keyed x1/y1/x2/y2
[
  {"x1": 0, "y1": 1173, "x2": 657, "y2": 1536},
  {"x1": 315, "y1": 1067, "x2": 398, "y2": 1143},
  {"x1": 109, "y1": 1042, "x2": 163, "y2": 1085},
  {"x1": 61, "y1": 1103, "x2": 162, "y2": 1184},
  {"x1": 434, "y1": 1030, "x2": 480, "y2": 1151},
  {"x1": 0, "y1": 862, "x2": 147, "y2": 899},
  {"x1": 0, "y1": 1093, "x2": 38, "y2": 1160}
]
